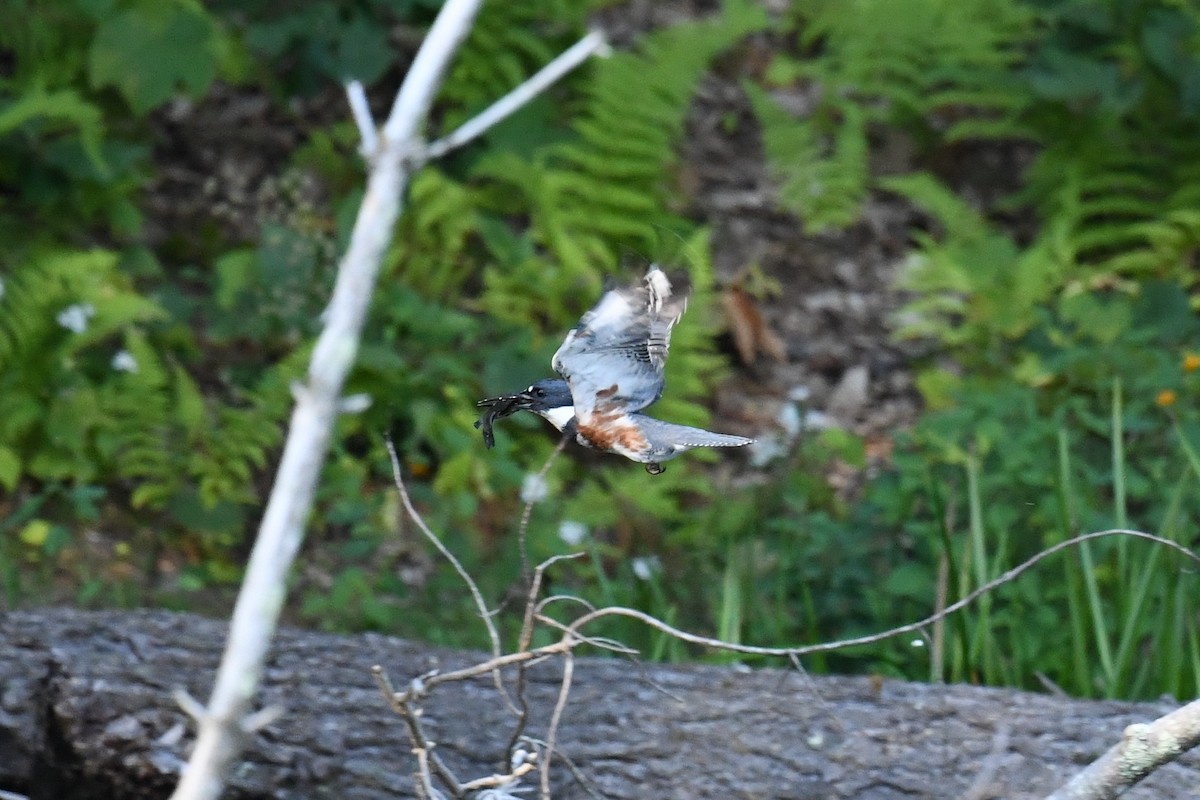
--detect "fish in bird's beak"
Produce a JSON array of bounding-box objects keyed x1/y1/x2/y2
[{"x1": 474, "y1": 390, "x2": 539, "y2": 448}]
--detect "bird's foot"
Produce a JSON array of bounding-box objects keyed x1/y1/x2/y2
[{"x1": 645, "y1": 462, "x2": 665, "y2": 475}]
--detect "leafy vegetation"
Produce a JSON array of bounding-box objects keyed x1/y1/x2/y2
[{"x1": 2, "y1": 0, "x2": 1199, "y2": 702}]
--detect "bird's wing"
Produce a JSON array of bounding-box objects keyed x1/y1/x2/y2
[{"x1": 551, "y1": 267, "x2": 687, "y2": 423}]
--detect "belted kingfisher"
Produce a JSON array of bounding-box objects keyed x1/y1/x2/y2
[{"x1": 476, "y1": 266, "x2": 753, "y2": 474}]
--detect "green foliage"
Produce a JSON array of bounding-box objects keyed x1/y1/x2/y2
[
  {"x1": 5, "y1": 0, "x2": 1199, "y2": 706},
  {"x1": 471, "y1": 0, "x2": 769, "y2": 317},
  {"x1": 88, "y1": 1, "x2": 224, "y2": 114},
  {"x1": 439, "y1": 0, "x2": 591, "y2": 128},
  {"x1": 714, "y1": 0, "x2": 1200, "y2": 699},
  {"x1": 752, "y1": 0, "x2": 1034, "y2": 230},
  {"x1": 0, "y1": 250, "x2": 300, "y2": 537},
  {"x1": 746, "y1": 84, "x2": 868, "y2": 232},
  {"x1": 227, "y1": 0, "x2": 398, "y2": 92}
]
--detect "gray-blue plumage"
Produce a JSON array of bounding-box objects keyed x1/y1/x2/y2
[{"x1": 476, "y1": 266, "x2": 753, "y2": 473}]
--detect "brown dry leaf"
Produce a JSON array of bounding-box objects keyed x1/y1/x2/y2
[{"x1": 721, "y1": 286, "x2": 787, "y2": 365}]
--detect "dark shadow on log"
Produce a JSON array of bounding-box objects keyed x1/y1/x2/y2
[{"x1": 0, "y1": 608, "x2": 1196, "y2": 799}]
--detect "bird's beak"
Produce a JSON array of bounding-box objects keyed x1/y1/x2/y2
[{"x1": 476, "y1": 390, "x2": 538, "y2": 413}]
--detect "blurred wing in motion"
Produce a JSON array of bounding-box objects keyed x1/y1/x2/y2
[{"x1": 551, "y1": 266, "x2": 687, "y2": 433}]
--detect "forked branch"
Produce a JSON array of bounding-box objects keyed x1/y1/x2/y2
[{"x1": 169, "y1": 8, "x2": 608, "y2": 798}]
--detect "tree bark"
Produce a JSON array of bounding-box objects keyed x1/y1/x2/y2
[{"x1": 1, "y1": 608, "x2": 1196, "y2": 799}]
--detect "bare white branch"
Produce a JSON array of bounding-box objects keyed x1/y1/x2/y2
[
  {"x1": 172, "y1": 688, "x2": 206, "y2": 723},
  {"x1": 382, "y1": 0, "x2": 485, "y2": 149},
  {"x1": 345, "y1": 80, "x2": 378, "y2": 159},
  {"x1": 424, "y1": 30, "x2": 611, "y2": 161},
  {"x1": 168, "y1": 3, "x2": 485, "y2": 798},
  {"x1": 540, "y1": 649, "x2": 575, "y2": 800}
]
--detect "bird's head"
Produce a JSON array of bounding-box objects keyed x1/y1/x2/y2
[{"x1": 514, "y1": 379, "x2": 574, "y2": 430}]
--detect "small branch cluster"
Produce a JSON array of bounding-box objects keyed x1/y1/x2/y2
[{"x1": 382, "y1": 434, "x2": 1200, "y2": 799}]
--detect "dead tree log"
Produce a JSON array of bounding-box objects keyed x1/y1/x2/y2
[{"x1": 0, "y1": 608, "x2": 1196, "y2": 799}]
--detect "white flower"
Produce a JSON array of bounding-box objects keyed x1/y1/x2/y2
[
  {"x1": 776, "y1": 402, "x2": 801, "y2": 438},
  {"x1": 910, "y1": 638, "x2": 925, "y2": 648},
  {"x1": 558, "y1": 520, "x2": 588, "y2": 546},
  {"x1": 520, "y1": 473, "x2": 549, "y2": 504},
  {"x1": 748, "y1": 434, "x2": 787, "y2": 467},
  {"x1": 56, "y1": 302, "x2": 96, "y2": 334},
  {"x1": 803, "y1": 409, "x2": 833, "y2": 430},
  {"x1": 111, "y1": 350, "x2": 139, "y2": 374},
  {"x1": 631, "y1": 556, "x2": 661, "y2": 581},
  {"x1": 787, "y1": 384, "x2": 810, "y2": 403}
]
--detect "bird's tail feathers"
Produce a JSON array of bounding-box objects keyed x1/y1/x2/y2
[{"x1": 636, "y1": 416, "x2": 754, "y2": 449}]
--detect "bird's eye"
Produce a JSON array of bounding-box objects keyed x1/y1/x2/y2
[{"x1": 533, "y1": 387, "x2": 545, "y2": 397}]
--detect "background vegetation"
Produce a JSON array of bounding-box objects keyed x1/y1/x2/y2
[{"x1": 2, "y1": 0, "x2": 1198, "y2": 701}]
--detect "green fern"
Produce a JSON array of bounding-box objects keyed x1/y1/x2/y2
[
  {"x1": 746, "y1": 84, "x2": 868, "y2": 232},
  {"x1": 790, "y1": 0, "x2": 1034, "y2": 119},
  {"x1": 0, "y1": 248, "x2": 299, "y2": 519},
  {"x1": 752, "y1": 0, "x2": 1035, "y2": 230},
  {"x1": 1021, "y1": 139, "x2": 1200, "y2": 285},
  {"x1": 473, "y1": 0, "x2": 769, "y2": 322},
  {"x1": 100, "y1": 330, "x2": 179, "y2": 508},
  {"x1": 438, "y1": 0, "x2": 591, "y2": 128},
  {"x1": 387, "y1": 168, "x2": 481, "y2": 303}
]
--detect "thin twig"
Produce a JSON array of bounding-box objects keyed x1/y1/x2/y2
[
  {"x1": 1035, "y1": 671, "x2": 1069, "y2": 697},
  {"x1": 960, "y1": 722, "x2": 1011, "y2": 800},
  {"x1": 172, "y1": 688, "x2": 207, "y2": 722},
  {"x1": 385, "y1": 436, "x2": 516, "y2": 713},
  {"x1": 786, "y1": 653, "x2": 847, "y2": 736},
  {"x1": 393, "y1": 644, "x2": 571, "y2": 699},
  {"x1": 414, "y1": 748, "x2": 447, "y2": 800},
  {"x1": 519, "y1": 737, "x2": 605, "y2": 800},
  {"x1": 534, "y1": 614, "x2": 641, "y2": 655},
  {"x1": 558, "y1": 530, "x2": 1200, "y2": 659},
  {"x1": 518, "y1": 437, "x2": 569, "y2": 586},
  {"x1": 540, "y1": 649, "x2": 576, "y2": 800},
  {"x1": 522, "y1": 555, "x2": 586, "y2": 653},
  {"x1": 506, "y1": 552, "x2": 586, "y2": 762},
  {"x1": 537, "y1": 593, "x2": 599, "y2": 617},
  {"x1": 424, "y1": 30, "x2": 610, "y2": 161},
  {"x1": 371, "y1": 666, "x2": 463, "y2": 794},
  {"x1": 459, "y1": 761, "x2": 537, "y2": 792}
]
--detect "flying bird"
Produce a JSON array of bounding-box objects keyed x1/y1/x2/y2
[{"x1": 476, "y1": 266, "x2": 753, "y2": 474}]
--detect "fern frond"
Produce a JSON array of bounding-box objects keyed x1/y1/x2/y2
[
  {"x1": 536, "y1": 2, "x2": 768, "y2": 271},
  {"x1": 474, "y1": 1, "x2": 768, "y2": 324},
  {"x1": 388, "y1": 168, "x2": 479, "y2": 302},
  {"x1": 100, "y1": 330, "x2": 178, "y2": 508},
  {"x1": 439, "y1": 0, "x2": 588, "y2": 126},
  {"x1": 747, "y1": 84, "x2": 868, "y2": 232},
  {"x1": 749, "y1": 0, "x2": 1036, "y2": 230},
  {"x1": 1030, "y1": 139, "x2": 1200, "y2": 281}
]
